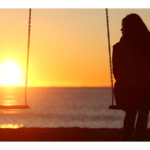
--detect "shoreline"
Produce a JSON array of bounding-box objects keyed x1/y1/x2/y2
[{"x1": 0, "y1": 127, "x2": 149, "y2": 141}]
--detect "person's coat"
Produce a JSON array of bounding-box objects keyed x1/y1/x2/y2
[{"x1": 113, "y1": 34, "x2": 150, "y2": 110}]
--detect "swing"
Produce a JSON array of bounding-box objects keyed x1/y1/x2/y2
[
  {"x1": 105, "y1": 8, "x2": 122, "y2": 110},
  {"x1": 0, "y1": 9, "x2": 32, "y2": 109}
]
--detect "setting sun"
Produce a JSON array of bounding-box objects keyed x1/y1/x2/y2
[{"x1": 0, "y1": 60, "x2": 22, "y2": 86}]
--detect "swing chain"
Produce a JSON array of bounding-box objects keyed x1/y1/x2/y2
[
  {"x1": 105, "y1": 8, "x2": 114, "y2": 105},
  {"x1": 25, "y1": 8, "x2": 31, "y2": 105}
]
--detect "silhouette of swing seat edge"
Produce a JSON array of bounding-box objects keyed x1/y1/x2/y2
[{"x1": 0, "y1": 105, "x2": 30, "y2": 109}]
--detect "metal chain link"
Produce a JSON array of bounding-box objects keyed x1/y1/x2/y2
[
  {"x1": 105, "y1": 8, "x2": 114, "y2": 105},
  {"x1": 25, "y1": 8, "x2": 31, "y2": 105}
]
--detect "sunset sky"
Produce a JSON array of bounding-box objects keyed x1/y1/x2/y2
[{"x1": 0, "y1": 8, "x2": 150, "y2": 87}]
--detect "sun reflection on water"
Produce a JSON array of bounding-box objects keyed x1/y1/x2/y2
[
  {"x1": 0, "y1": 124, "x2": 23, "y2": 128},
  {"x1": 2, "y1": 110, "x2": 20, "y2": 114},
  {"x1": 1, "y1": 88, "x2": 18, "y2": 106}
]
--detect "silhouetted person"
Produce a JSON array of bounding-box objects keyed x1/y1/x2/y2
[{"x1": 113, "y1": 14, "x2": 150, "y2": 141}]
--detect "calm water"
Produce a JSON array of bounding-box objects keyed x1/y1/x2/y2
[{"x1": 0, "y1": 87, "x2": 143, "y2": 128}]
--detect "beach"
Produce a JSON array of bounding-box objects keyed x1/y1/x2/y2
[{"x1": 0, "y1": 127, "x2": 149, "y2": 141}]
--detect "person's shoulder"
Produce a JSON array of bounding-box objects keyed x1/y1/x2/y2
[
  {"x1": 113, "y1": 42, "x2": 121, "y2": 50},
  {"x1": 113, "y1": 42, "x2": 120, "y2": 47},
  {"x1": 113, "y1": 36, "x2": 126, "y2": 50}
]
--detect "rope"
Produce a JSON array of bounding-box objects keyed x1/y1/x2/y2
[
  {"x1": 25, "y1": 8, "x2": 31, "y2": 105},
  {"x1": 105, "y1": 8, "x2": 114, "y2": 105}
]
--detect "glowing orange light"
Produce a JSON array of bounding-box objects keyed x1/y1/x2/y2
[
  {"x1": 2, "y1": 111, "x2": 20, "y2": 114},
  {"x1": 0, "y1": 124, "x2": 23, "y2": 128},
  {"x1": 0, "y1": 59, "x2": 22, "y2": 86}
]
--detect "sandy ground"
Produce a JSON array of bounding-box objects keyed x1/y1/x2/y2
[{"x1": 0, "y1": 127, "x2": 150, "y2": 141}]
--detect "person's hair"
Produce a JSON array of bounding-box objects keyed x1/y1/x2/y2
[
  {"x1": 122, "y1": 13, "x2": 149, "y2": 37},
  {"x1": 122, "y1": 14, "x2": 150, "y2": 67}
]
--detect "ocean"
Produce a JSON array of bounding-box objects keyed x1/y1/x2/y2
[{"x1": 0, "y1": 87, "x2": 142, "y2": 128}]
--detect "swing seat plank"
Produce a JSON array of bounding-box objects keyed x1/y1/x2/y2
[{"x1": 0, "y1": 105, "x2": 30, "y2": 109}]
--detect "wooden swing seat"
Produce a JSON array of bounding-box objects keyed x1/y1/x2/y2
[{"x1": 0, "y1": 105, "x2": 30, "y2": 109}]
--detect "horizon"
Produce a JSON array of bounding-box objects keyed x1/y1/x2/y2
[{"x1": 0, "y1": 85, "x2": 111, "y2": 88}]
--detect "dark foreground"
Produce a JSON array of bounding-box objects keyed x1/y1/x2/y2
[{"x1": 0, "y1": 127, "x2": 150, "y2": 141}]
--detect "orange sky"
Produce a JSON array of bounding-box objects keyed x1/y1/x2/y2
[{"x1": 0, "y1": 9, "x2": 150, "y2": 87}]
